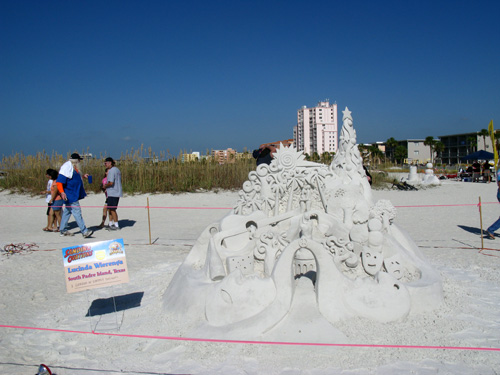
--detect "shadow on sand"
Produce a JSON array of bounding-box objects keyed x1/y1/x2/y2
[
  {"x1": 458, "y1": 225, "x2": 496, "y2": 238},
  {"x1": 85, "y1": 292, "x2": 144, "y2": 317}
]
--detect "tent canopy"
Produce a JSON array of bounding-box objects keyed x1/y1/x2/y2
[{"x1": 461, "y1": 150, "x2": 494, "y2": 161}]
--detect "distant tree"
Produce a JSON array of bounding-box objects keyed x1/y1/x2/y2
[
  {"x1": 311, "y1": 152, "x2": 320, "y2": 162},
  {"x1": 366, "y1": 145, "x2": 382, "y2": 165},
  {"x1": 479, "y1": 129, "x2": 489, "y2": 150},
  {"x1": 495, "y1": 131, "x2": 500, "y2": 152},
  {"x1": 434, "y1": 141, "x2": 445, "y2": 164},
  {"x1": 395, "y1": 145, "x2": 407, "y2": 165},
  {"x1": 358, "y1": 144, "x2": 370, "y2": 164},
  {"x1": 320, "y1": 151, "x2": 333, "y2": 165},
  {"x1": 386, "y1": 137, "x2": 398, "y2": 163},
  {"x1": 424, "y1": 136, "x2": 435, "y2": 163},
  {"x1": 467, "y1": 136, "x2": 477, "y2": 154}
]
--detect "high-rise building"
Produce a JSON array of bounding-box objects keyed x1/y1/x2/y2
[{"x1": 293, "y1": 100, "x2": 338, "y2": 156}]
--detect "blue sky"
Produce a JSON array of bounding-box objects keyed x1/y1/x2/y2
[{"x1": 1, "y1": 0, "x2": 499, "y2": 159}]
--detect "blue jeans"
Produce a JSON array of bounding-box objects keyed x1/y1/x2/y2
[
  {"x1": 60, "y1": 200, "x2": 89, "y2": 234},
  {"x1": 487, "y1": 190, "x2": 500, "y2": 233}
]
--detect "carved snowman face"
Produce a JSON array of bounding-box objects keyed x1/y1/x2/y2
[
  {"x1": 384, "y1": 255, "x2": 404, "y2": 280},
  {"x1": 361, "y1": 249, "x2": 383, "y2": 276}
]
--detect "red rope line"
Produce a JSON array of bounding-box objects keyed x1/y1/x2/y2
[
  {"x1": 0, "y1": 202, "x2": 498, "y2": 209},
  {"x1": 1, "y1": 324, "x2": 499, "y2": 351}
]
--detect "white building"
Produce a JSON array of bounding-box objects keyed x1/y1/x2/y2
[{"x1": 293, "y1": 100, "x2": 338, "y2": 156}]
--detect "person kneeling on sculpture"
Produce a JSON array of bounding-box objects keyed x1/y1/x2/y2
[
  {"x1": 253, "y1": 144, "x2": 276, "y2": 166},
  {"x1": 56, "y1": 153, "x2": 93, "y2": 238}
]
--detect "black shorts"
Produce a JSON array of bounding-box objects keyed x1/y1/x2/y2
[
  {"x1": 46, "y1": 202, "x2": 52, "y2": 215},
  {"x1": 106, "y1": 196, "x2": 120, "y2": 210}
]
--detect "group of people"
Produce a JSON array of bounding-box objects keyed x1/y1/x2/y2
[
  {"x1": 42, "y1": 153, "x2": 122, "y2": 238},
  {"x1": 460, "y1": 160, "x2": 493, "y2": 182}
]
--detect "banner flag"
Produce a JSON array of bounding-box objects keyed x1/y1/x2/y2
[{"x1": 488, "y1": 120, "x2": 498, "y2": 169}]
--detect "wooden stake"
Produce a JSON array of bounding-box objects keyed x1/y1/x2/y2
[
  {"x1": 147, "y1": 197, "x2": 152, "y2": 245},
  {"x1": 479, "y1": 196, "x2": 484, "y2": 249}
]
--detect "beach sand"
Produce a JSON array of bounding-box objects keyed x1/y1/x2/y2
[{"x1": 1, "y1": 181, "x2": 499, "y2": 374}]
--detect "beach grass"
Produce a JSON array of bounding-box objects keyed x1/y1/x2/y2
[
  {"x1": 0, "y1": 149, "x2": 257, "y2": 195},
  {"x1": 0, "y1": 149, "x2": 405, "y2": 194}
]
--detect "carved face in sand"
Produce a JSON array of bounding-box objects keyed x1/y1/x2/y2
[
  {"x1": 361, "y1": 249, "x2": 383, "y2": 276},
  {"x1": 384, "y1": 255, "x2": 404, "y2": 280}
]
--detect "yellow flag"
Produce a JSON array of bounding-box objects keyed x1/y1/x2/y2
[{"x1": 488, "y1": 120, "x2": 498, "y2": 168}]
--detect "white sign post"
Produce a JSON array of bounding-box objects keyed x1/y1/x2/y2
[
  {"x1": 62, "y1": 238, "x2": 129, "y2": 294},
  {"x1": 62, "y1": 238, "x2": 130, "y2": 331}
]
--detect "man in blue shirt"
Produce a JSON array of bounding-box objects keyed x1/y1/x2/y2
[
  {"x1": 56, "y1": 153, "x2": 93, "y2": 238},
  {"x1": 486, "y1": 167, "x2": 500, "y2": 239}
]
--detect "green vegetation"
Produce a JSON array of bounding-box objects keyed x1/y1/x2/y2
[
  {"x1": 0, "y1": 149, "x2": 256, "y2": 195},
  {"x1": 0, "y1": 147, "x2": 445, "y2": 195}
]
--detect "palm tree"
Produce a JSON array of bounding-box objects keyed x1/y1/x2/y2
[
  {"x1": 479, "y1": 129, "x2": 489, "y2": 150},
  {"x1": 424, "y1": 136, "x2": 435, "y2": 163},
  {"x1": 386, "y1": 137, "x2": 398, "y2": 163},
  {"x1": 394, "y1": 145, "x2": 408, "y2": 165},
  {"x1": 369, "y1": 145, "x2": 383, "y2": 165},
  {"x1": 466, "y1": 136, "x2": 477, "y2": 154},
  {"x1": 358, "y1": 144, "x2": 370, "y2": 164},
  {"x1": 320, "y1": 152, "x2": 333, "y2": 165},
  {"x1": 434, "y1": 141, "x2": 445, "y2": 164},
  {"x1": 495, "y1": 131, "x2": 500, "y2": 152}
]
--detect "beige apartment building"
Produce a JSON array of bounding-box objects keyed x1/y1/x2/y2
[
  {"x1": 294, "y1": 100, "x2": 338, "y2": 156},
  {"x1": 398, "y1": 139, "x2": 432, "y2": 164},
  {"x1": 211, "y1": 148, "x2": 236, "y2": 164}
]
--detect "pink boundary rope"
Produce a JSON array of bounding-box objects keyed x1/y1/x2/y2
[
  {"x1": 0, "y1": 202, "x2": 498, "y2": 209},
  {"x1": 0, "y1": 205, "x2": 232, "y2": 209},
  {"x1": 1, "y1": 324, "x2": 499, "y2": 352}
]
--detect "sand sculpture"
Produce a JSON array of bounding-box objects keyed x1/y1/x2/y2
[
  {"x1": 422, "y1": 162, "x2": 441, "y2": 185},
  {"x1": 164, "y1": 108, "x2": 443, "y2": 338}
]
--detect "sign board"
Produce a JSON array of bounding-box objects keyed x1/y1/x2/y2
[{"x1": 62, "y1": 239, "x2": 129, "y2": 294}]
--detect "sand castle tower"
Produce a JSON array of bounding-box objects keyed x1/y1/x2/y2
[{"x1": 163, "y1": 108, "x2": 443, "y2": 339}]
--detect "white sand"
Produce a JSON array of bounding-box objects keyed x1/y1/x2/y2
[{"x1": 1, "y1": 181, "x2": 500, "y2": 374}]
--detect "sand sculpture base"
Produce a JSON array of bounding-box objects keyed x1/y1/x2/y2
[{"x1": 163, "y1": 108, "x2": 443, "y2": 340}]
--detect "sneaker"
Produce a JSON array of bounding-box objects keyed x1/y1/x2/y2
[
  {"x1": 82, "y1": 230, "x2": 94, "y2": 238},
  {"x1": 108, "y1": 225, "x2": 119, "y2": 231},
  {"x1": 60, "y1": 231, "x2": 74, "y2": 237}
]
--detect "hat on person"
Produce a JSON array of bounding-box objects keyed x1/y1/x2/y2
[
  {"x1": 70, "y1": 153, "x2": 83, "y2": 160},
  {"x1": 105, "y1": 157, "x2": 114, "y2": 162}
]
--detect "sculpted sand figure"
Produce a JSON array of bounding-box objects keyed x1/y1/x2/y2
[{"x1": 164, "y1": 107, "x2": 443, "y2": 340}]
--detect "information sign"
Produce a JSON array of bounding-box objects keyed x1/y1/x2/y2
[{"x1": 62, "y1": 239, "x2": 129, "y2": 294}]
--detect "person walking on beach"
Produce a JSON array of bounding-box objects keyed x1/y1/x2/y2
[
  {"x1": 103, "y1": 157, "x2": 122, "y2": 230},
  {"x1": 98, "y1": 168, "x2": 110, "y2": 228},
  {"x1": 482, "y1": 161, "x2": 491, "y2": 183},
  {"x1": 56, "y1": 153, "x2": 93, "y2": 238},
  {"x1": 486, "y1": 166, "x2": 500, "y2": 239},
  {"x1": 472, "y1": 160, "x2": 481, "y2": 182},
  {"x1": 47, "y1": 168, "x2": 63, "y2": 231},
  {"x1": 41, "y1": 169, "x2": 57, "y2": 232}
]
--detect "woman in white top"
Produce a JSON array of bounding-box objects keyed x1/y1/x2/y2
[{"x1": 42, "y1": 168, "x2": 58, "y2": 232}]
